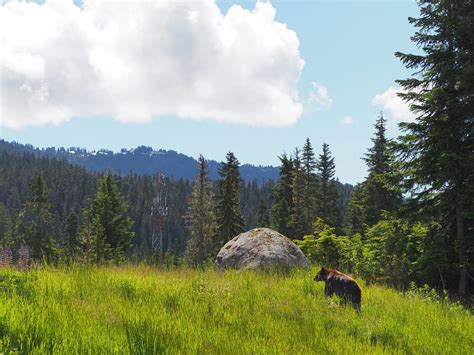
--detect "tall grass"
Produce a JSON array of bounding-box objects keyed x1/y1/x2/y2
[{"x1": 0, "y1": 265, "x2": 472, "y2": 353}]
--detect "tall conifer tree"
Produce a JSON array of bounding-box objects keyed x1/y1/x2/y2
[
  {"x1": 302, "y1": 138, "x2": 318, "y2": 234},
  {"x1": 395, "y1": 0, "x2": 474, "y2": 295},
  {"x1": 215, "y1": 152, "x2": 244, "y2": 246},
  {"x1": 363, "y1": 113, "x2": 401, "y2": 225},
  {"x1": 270, "y1": 153, "x2": 294, "y2": 237},
  {"x1": 315, "y1": 143, "x2": 341, "y2": 229},
  {"x1": 85, "y1": 170, "x2": 134, "y2": 261},
  {"x1": 19, "y1": 173, "x2": 55, "y2": 261},
  {"x1": 185, "y1": 155, "x2": 216, "y2": 266},
  {"x1": 291, "y1": 148, "x2": 306, "y2": 238}
]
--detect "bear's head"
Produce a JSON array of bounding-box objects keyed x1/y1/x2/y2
[{"x1": 314, "y1": 267, "x2": 329, "y2": 282}]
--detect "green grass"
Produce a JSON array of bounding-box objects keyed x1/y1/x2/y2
[{"x1": 0, "y1": 266, "x2": 472, "y2": 354}]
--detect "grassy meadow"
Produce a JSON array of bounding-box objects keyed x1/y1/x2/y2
[{"x1": 0, "y1": 266, "x2": 472, "y2": 354}]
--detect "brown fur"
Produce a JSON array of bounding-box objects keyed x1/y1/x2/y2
[{"x1": 314, "y1": 267, "x2": 361, "y2": 309}]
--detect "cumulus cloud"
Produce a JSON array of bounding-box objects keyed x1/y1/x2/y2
[
  {"x1": 307, "y1": 82, "x2": 332, "y2": 110},
  {"x1": 372, "y1": 86, "x2": 414, "y2": 123},
  {"x1": 341, "y1": 115, "x2": 356, "y2": 125},
  {"x1": 0, "y1": 0, "x2": 305, "y2": 130}
]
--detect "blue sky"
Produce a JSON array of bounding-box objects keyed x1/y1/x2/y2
[{"x1": 0, "y1": 0, "x2": 419, "y2": 184}]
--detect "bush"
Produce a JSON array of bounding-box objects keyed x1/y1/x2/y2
[{"x1": 295, "y1": 218, "x2": 350, "y2": 269}]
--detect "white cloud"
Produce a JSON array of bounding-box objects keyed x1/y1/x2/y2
[
  {"x1": 307, "y1": 82, "x2": 332, "y2": 110},
  {"x1": 341, "y1": 115, "x2": 356, "y2": 125},
  {"x1": 372, "y1": 86, "x2": 414, "y2": 123},
  {"x1": 0, "y1": 0, "x2": 305, "y2": 130}
]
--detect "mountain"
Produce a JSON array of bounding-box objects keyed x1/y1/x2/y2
[{"x1": 0, "y1": 140, "x2": 279, "y2": 183}]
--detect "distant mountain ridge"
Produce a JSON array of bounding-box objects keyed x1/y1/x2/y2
[{"x1": 0, "y1": 140, "x2": 279, "y2": 183}]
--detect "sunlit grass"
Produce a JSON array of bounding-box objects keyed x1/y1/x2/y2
[{"x1": 0, "y1": 265, "x2": 472, "y2": 353}]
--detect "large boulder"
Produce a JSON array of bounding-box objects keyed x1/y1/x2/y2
[{"x1": 215, "y1": 228, "x2": 310, "y2": 270}]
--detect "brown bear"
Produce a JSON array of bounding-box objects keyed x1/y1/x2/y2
[{"x1": 314, "y1": 267, "x2": 361, "y2": 310}]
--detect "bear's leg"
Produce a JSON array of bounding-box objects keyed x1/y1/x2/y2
[
  {"x1": 352, "y1": 294, "x2": 361, "y2": 311},
  {"x1": 324, "y1": 283, "x2": 333, "y2": 297}
]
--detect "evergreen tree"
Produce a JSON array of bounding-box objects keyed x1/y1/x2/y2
[
  {"x1": 302, "y1": 138, "x2": 318, "y2": 234},
  {"x1": 291, "y1": 148, "x2": 306, "y2": 239},
  {"x1": 256, "y1": 199, "x2": 269, "y2": 227},
  {"x1": 315, "y1": 143, "x2": 341, "y2": 229},
  {"x1": 19, "y1": 173, "x2": 55, "y2": 262},
  {"x1": 185, "y1": 155, "x2": 216, "y2": 266},
  {"x1": 215, "y1": 152, "x2": 244, "y2": 246},
  {"x1": 395, "y1": 0, "x2": 474, "y2": 295},
  {"x1": 85, "y1": 170, "x2": 134, "y2": 261},
  {"x1": 270, "y1": 153, "x2": 294, "y2": 236},
  {"x1": 363, "y1": 113, "x2": 401, "y2": 225},
  {"x1": 63, "y1": 210, "x2": 79, "y2": 262},
  {"x1": 79, "y1": 208, "x2": 107, "y2": 264}
]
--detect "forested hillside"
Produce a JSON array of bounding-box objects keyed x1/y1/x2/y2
[
  {"x1": 0, "y1": 151, "x2": 277, "y2": 261},
  {"x1": 0, "y1": 140, "x2": 279, "y2": 183}
]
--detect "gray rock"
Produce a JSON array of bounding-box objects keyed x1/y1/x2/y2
[{"x1": 215, "y1": 228, "x2": 310, "y2": 270}]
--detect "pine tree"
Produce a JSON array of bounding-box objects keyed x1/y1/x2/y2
[
  {"x1": 363, "y1": 113, "x2": 401, "y2": 225},
  {"x1": 270, "y1": 153, "x2": 294, "y2": 237},
  {"x1": 315, "y1": 143, "x2": 341, "y2": 229},
  {"x1": 395, "y1": 0, "x2": 474, "y2": 296},
  {"x1": 19, "y1": 173, "x2": 55, "y2": 262},
  {"x1": 185, "y1": 155, "x2": 216, "y2": 266},
  {"x1": 215, "y1": 152, "x2": 244, "y2": 246},
  {"x1": 63, "y1": 210, "x2": 79, "y2": 262},
  {"x1": 85, "y1": 170, "x2": 134, "y2": 261},
  {"x1": 291, "y1": 148, "x2": 306, "y2": 239},
  {"x1": 302, "y1": 138, "x2": 318, "y2": 234}
]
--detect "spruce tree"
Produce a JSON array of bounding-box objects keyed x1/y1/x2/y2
[
  {"x1": 19, "y1": 173, "x2": 55, "y2": 262},
  {"x1": 85, "y1": 170, "x2": 134, "y2": 261},
  {"x1": 363, "y1": 113, "x2": 401, "y2": 225},
  {"x1": 302, "y1": 138, "x2": 318, "y2": 234},
  {"x1": 215, "y1": 152, "x2": 244, "y2": 246},
  {"x1": 185, "y1": 155, "x2": 216, "y2": 266},
  {"x1": 395, "y1": 0, "x2": 474, "y2": 295},
  {"x1": 291, "y1": 148, "x2": 306, "y2": 239},
  {"x1": 315, "y1": 143, "x2": 341, "y2": 229},
  {"x1": 270, "y1": 153, "x2": 294, "y2": 237}
]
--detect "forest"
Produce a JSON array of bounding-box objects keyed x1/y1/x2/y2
[{"x1": 0, "y1": 140, "x2": 351, "y2": 263}]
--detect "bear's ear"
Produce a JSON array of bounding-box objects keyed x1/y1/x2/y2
[{"x1": 321, "y1": 267, "x2": 326, "y2": 271}]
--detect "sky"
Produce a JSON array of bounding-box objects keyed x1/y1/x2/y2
[{"x1": 0, "y1": 0, "x2": 419, "y2": 184}]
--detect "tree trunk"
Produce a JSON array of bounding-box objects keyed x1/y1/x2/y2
[
  {"x1": 455, "y1": 199, "x2": 468, "y2": 296},
  {"x1": 437, "y1": 265, "x2": 446, "y2": 291}
]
